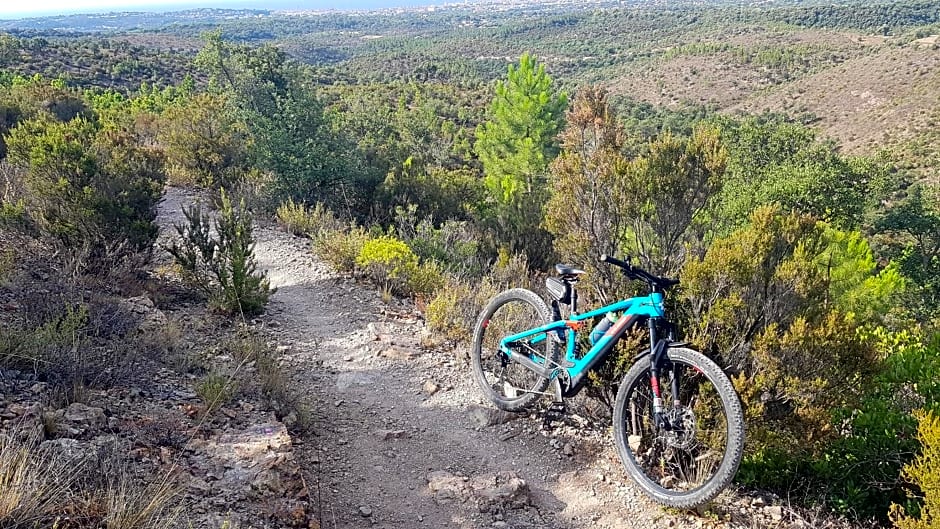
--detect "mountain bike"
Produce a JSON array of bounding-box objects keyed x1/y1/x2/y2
[{"x1": 470, "y1": 255, "x2": 744, "y2": 508}]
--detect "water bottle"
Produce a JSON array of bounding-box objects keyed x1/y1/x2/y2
[{"x1": 589, "y1": 312, "x2": 618, "y2": 345}]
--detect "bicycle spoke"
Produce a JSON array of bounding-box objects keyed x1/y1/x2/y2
[{"x1": 620, "y1": 356, "x2": 731, "y2": 495}]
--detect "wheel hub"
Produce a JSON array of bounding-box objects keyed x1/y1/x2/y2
[{"x1": 663, "y1": 406, "x2": 696, "y2": 449}]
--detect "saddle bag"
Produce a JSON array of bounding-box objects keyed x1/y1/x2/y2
[{"x1": 545, "y1": 277, "x2": 571, "y2": 304}]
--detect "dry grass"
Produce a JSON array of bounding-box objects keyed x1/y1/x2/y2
[
  {"x1": 220, "y1": 328, "x2": 312, "y2": 432},
  {"x1": 0, "y1": 430, "x2": 72, "y2": 526},
  {"x1": 0, "y1": 428, "x2": 184, "y2": 529},
  {"x1": 102, "y1": 472, "x2": 181, "y2": 529}
]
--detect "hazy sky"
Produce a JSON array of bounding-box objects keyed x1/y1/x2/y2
[{"x1": 0, "y1": 0, "x2": 430, "y2": 18}]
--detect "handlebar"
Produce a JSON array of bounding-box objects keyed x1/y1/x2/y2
[{"x1": 599, "y1": 254, "x2": 680, "y2": 291}]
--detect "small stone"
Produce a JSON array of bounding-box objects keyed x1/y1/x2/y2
[
  {"x1": 767, "y1": 505, "x2": 783, "y2": 521},
  {"x1": 380, "y1": 347, "x2": 414, "y2": 361},
  {"x1": 282, "y1": 412, "x2": 298, "y2": 429},
  {"x1": 498, "y1": 430, "x2": 519, "y2": 442},
  {"x1": 63, "y1": 403, "x2": 106, "y2": 431},
  {"x1": 563, "y1": 443, "x2": 574, "y2": 457},
  {"x1": 358, "y1": 505, "x2": 372, "y2": 517},
  {"x1": 751, "y1": 497, "x2": 765, "y2": 507},
  {"x1": 422, "y1": 380, "x2": 440, "y2": 396},
  {"x1": 377, "y1": 429, "x2": 407, "y2": 441},
  {"x1": 468, "y1": 405, "x2": 519, "y2": 428}
]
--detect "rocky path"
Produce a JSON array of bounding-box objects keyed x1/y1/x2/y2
[{"x1": 246, "y1": 215, "x2": 679, "y2": 529}]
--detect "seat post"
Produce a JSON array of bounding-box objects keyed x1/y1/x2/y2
[{"x1": 571, "y1": 285, "x2": 578, "y2": 313}]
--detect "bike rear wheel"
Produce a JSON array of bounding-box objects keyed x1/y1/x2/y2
[
  {"x1": 613, "y1": 347, "x2": 744, "y2": 509},
  {"x1": 471, "y1": 288, "x2": 558, "y2": 411}
]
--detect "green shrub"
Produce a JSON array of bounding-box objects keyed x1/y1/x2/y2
[
  {"x1": 0, "y1": 248, "x2": 14, "y2": 285},
  {"x1": 312, "y1": 225, "x2": 369, "y2": 273},
  {"x1": 892, "y1": 410, "x2": 940, "y2": 529},
  {"x1": 0, "y1": 303, "x2": 88, "y2": 372},
  {"x1": 276, "y1": 198, "x2": 342, "y2": 237},
  {"x1": 276, "y1": 198, "x2": 312, "y2": 236},
  {"x1": 426, "y1": 277, "x2": 498, "y2": 344},
  {"x1": 157, "y1": 92, "x2": 249, "y2": 190},
  {"x1": 221, "y1": 328, "x2": 311, "y2": 432},
  {"x1": 167, "y1": 190, "x2": 272, "y2": 317},
  {"x1": 680, "y1": 205, "x2": 914, "y2": 519},
  {"x1": 352, "y1": 234, "x2": 446, "y2": 298},
  {"x1": 408, "y1": 260, "x2": 446, "y2": 298},
  {"x1": 394, "y1": 204, "x2": 487, "y2": 278},
  {"x1": 196, "y1": 373, "x2": 236, "y2": 417},
  {"x1": 0, "y1": 199, "x2": 28, "y2": 231},
  {"x1": 380, "y1": 161, "x2": 485, "y2": 225},
  {"x1": 425, "y1": 253, "x2": 531, "y2": 344},
  {"x1": 5, "y1": 117, "x2": 165, "y2": 260},
  {"x1": 356, "y1": 235, "x2": 420, "y2": 294}
]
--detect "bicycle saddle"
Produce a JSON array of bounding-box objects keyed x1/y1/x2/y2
[{"x1": 555, "y1": 264, "x2": 585, "y2": 276}]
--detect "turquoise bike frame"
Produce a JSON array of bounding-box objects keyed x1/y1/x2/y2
[{"x1": 497, "y1": 293, "x2": 665, "y2": 396}]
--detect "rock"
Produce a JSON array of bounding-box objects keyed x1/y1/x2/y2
[
  {"x1": 562, "y1": 443, "x2": 574, "y2": 457},
  {"x1": 39, "y1": 438, "x2": 96, "y2": 467},
  {"x1": 751, "y1": 497, "x2": 765, "y2": 507},
  {"x1": 498, "y1": 431, "x2": 520, "y2": 442},
  {"x1": 7, "y1": 402, "x2": 42, "y2": 418},
  {"x1": 335, "y1": 372, "x2": 375, "y2": 391},
  {"x1": 358, "y1": 505, "x2": 372, "y2": 517},
  {"x1": 63, "y1": 403, "x2": 106, "y2": 432},
  {"x1": 468, "y1": 405, "x2": 520, "y2": 428},
  {"x1": 196, "y1": 421, "x2": 307, "y2": 511},
  {"x1": 367, "y1": 322, "x2": 386, "y2": 341},
  {"x1": 428, "y1": 471, "x2": 466, "y2": 496},
  {"x1": 379, "y1": 347, "x2": 414, "y2": 361},
  {"x1": 422, "y1": 380, "x2": 440, "y2": 396},
  {"x1": 767, "y1": 506, "x2": 783, "y2": 521},
  {"x1": 376, "y1": 429, "x2": 407, "y2": 441},
  {"x1": 282, "y1": 412, "x2": 298, "y2": 429},
  {"x1": 120, "y1": 295, "x2": 168, "y2": 335},
  {"x1": 470, "y1": 471, "x2": 529, "y2": 507}
]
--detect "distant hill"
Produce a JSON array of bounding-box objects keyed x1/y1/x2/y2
[
  {"x1": 1, "y1": 0, "x2": 937, "y2": 176},
  {"x1": 0, "y1": 9, "x2": 270, "y2": 33}
]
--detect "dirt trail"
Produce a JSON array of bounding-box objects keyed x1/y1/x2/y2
[
  {"x1": 252, "y1": 225, "x2": 676, "y2": 529},
  {"x1": 158, "y1": 187, "x2": 702, "y2": 529}
]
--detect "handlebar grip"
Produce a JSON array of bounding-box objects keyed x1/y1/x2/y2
[{"x1": 599, "y1": 254, "x2": 631, "y2": 271}]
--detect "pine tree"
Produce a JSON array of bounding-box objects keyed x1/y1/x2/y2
[{"x1": 473, "y1": 53, "x2": 567, "y2": 266}]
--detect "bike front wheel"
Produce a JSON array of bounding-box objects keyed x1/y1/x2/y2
[
  {"x1": 470, "y1": 288, "x2": 558, "y2": 412},
  {"x1": 613, "y1": 347, "x2": 744, "y2": 509}
]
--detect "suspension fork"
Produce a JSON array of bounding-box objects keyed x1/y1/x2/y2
[{"x1": 648, "y1": 318, "x2": 676, "y2": 429}]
